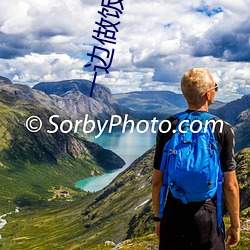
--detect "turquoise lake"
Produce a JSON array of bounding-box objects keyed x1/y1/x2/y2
[{"x1": 75, "y1": 129, "x2": 156, "y2": 192}]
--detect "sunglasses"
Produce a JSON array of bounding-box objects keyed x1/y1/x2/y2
[{"x1": 203, "y1": 83, "x2": 218, "y2": 95}]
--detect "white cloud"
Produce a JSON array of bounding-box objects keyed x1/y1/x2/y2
[
  {"x1": 0, "y1": 0, "x2": 249, "y2": 101},
  {"x1": 0, "y1": 53, "x2": 88, "y2": 85}
]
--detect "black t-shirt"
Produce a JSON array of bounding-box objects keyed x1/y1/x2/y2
[{"x1": 153, "y1": 110, "x2": 237, "y2": 172}]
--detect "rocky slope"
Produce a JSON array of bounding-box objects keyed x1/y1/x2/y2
[
  {"x1": 33, "y1": 79, "x2": 123, "y2": 123},
  {"x1": 213, "y1": 94, "x2": 250, "y2": 152},
  {"x1": 213, "y1": 94, "x2": 250, "y2": 126},
  {"x1": 0, "y1": 78, "x2": 124, "y2": 212},
  {"x1": 234, "y1": 108, "x2": 250, "y2": 152}
]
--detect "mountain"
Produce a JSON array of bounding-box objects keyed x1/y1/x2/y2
[
  {"x1": 0, "y1": 77, "x2": 248, "y2": 249},
  {"x1": 0, "y1": 76, "x2": 12, "y2": 85},
  {"x1": 114, "y1": 91, "x2": 186, "y2": 119},
  {"x1": 213, "y1": 94, "x2": 250, "y2": 125},
  {"x1": 33, "y1": 79, "x2": 123, "y2": 123},
  {"x1": 234, "y1": 109, "x2": 250, "y2": 152},
  {"x1": 33, "y1": 82, "x2": 227, "y2": 122},
  {"x1": 114, "y1": 91, "x2": 225, "y2": 120},
  {"x1": 0, "y1": 78, "x2": 124, "y2": 212},
  {"x1": 212, "y1": 94, "x2": 250, "y2": 152},
  {"x1": 209, "y1": 100, "x2": 225, "y2": 110}
]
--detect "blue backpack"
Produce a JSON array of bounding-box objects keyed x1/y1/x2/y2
[{"x1": 158, "y1": 111, "x2": 223, "y2": 228}]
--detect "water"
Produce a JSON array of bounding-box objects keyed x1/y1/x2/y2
[{"x1": 75, "y1": 129, "x2": 156, "y2": 192}]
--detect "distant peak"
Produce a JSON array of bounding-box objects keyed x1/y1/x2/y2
[{"x1": 0, "y1": 76, "x2": 12, "y2": 85}]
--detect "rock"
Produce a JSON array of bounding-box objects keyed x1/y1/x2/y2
[{"x1": 105, "y1": 240, "x2": 116, "y2": 247}]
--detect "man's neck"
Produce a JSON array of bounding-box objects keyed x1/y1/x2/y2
[{"x1": 187, "y1": 103, "x2": 209, "y2": 112}]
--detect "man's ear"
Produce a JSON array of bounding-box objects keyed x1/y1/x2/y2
[{"x1": 204, "y1": 92, "x2": 209, "y2": 100}]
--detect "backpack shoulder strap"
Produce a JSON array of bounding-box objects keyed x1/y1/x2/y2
[
  {"x1": 173, "y1": 111, "x2": 189, "y2": 121},
  {"x1": 201, "y1": 112, "x2": 217, "y2": 120},
  {"x1": 201, "y1": 112, "x2": 223, "y2": 230},
  {"x1": 174, "y1": 111, "x2": 217, "y2": 121}
]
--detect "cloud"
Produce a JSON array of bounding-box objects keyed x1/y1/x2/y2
[
  {"x1": 0, "y1": 53, "x2": 90, "y2": 85},
  {"x1": 0, "y1": 0, "x2": 98, "y2": 57},
  {"x1": 0, "y1": 0, "x2": 249, "y2": 101},
  {"x1": 192, "y1": 18, "x2": 250, "y2": 62}
]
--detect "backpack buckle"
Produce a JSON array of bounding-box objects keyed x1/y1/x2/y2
[{"x1": 169, "y1": 149, "x2": 176, "y2": 155}]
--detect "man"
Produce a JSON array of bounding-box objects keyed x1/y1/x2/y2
[{"x1": 152, "y1": 68, "x2": 240, "y2": 249}]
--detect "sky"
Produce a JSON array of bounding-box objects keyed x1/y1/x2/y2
[{"x1": 0, "y1": 0, "x2": 249, "y2": 102}]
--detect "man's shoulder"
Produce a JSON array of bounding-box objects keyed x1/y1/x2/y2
[
  {"x1": 211, "y1": 116, "x2": 234, "y2": 134},
  {"x1": 160, "y1": 115, "x2": 179, "y2": 131},
  {"x1": 160, "y1": 111, "x2": 234, "y2": 135}
]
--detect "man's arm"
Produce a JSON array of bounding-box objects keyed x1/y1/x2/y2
[
  {"x1": 152, "y1": 169, "x2": 163, "y2": 239},
  {"x1": 223, "y1": 170, "x2": 240, "y2": 248}
]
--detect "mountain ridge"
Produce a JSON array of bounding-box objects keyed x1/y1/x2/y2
[
  {"x1": 213, "y1": 94, "x2": 250, "y2": 125},
  {"x1": 0, "y1": 76, "x2": 12, "y2": 85},
  {"x1": 33, "y1": 79, "x2": 123, "y2": 123}
]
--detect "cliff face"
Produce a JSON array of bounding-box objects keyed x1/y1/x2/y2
[{"x1": 33, "y1": 79, "x2": 123, "y2": 122}]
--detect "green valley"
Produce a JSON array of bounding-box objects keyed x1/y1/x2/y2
[{"x1": 0, "y1": 82, "x2": 124, "y2": 214}]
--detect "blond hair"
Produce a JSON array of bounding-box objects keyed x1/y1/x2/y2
[{"x1": 181, "y1": 68, "x2": 214, "y2": 104}]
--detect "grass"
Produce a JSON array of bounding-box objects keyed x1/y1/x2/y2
[{"x1": 0, "y1": 198, "x2": 89, "y2": 250}]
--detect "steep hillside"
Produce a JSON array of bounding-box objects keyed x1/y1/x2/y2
[
  {"x1": 214, "y1": 94, "x2": 250, "y2": 125},
  {"x1": 33, "y1": 79, "x2": 123, "y2": 122},
  {"x1": 209, "y1": 94, "x2": 250, "y2": 152},
  {"x1": 234, "y1": 109, "x2": 250, "y2": 152},
  {"x1": 235, "y1": 148, "x2": 250, "y2": 214},
  {"x1": 0, "y1": 81, "x2": 124, "y2": 212}
]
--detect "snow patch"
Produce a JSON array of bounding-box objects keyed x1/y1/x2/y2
[
  {"x1": 0, "y1": 208, "x2": 20, "y2": 238},
  {"x1": 0, "y1": 219, "x2": 7, "y2": 229},
  {"x1": 134, "y1": 199, "x2": 150, "y2": 210},
  {"x1": 138, "y1": 185, "x2": 145, "y2": 190}
]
